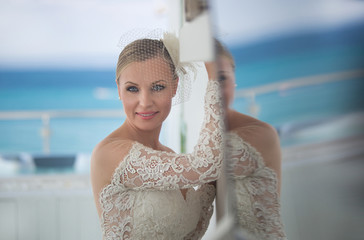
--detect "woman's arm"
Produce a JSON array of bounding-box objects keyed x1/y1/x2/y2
[
  {"x1": 226, "y1": 125, "x2": 286, "y2": 239},
  {"x1": 119, "y1": 78, "x2": 225, "y2": 190},
  {"x1": 228, "y1": 123, "x2": 282, "y2": 193}
]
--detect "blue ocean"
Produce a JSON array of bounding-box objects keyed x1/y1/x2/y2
[
  {"x1": 0, "y1": 70, "x2": 122, "y2": 154},
  {"x1": 1, "y1": 22, "x2": 364, "y2": 154}
]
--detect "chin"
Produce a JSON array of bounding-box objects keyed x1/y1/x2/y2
[{"x1": 137, "y1": 119, "x2": 164, "y2": 132}]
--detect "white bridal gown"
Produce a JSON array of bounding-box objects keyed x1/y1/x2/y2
[
  {"x1": 227, "y1": 131, "x2": 287, "y2": 240},
  {"x1": 98, "y1": 80, "x2": 286, "y2": 239},
  {"x1": 99, "y1": 80, "x2": 223, "y2": 240}
]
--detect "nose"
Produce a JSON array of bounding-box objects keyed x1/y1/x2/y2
[{"x1": 139, "y1": 90, "x2": 153, "y2": 108}]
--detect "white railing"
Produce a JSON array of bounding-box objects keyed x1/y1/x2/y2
[
  {"x1": 1, "y1": 69, "x2": 363, "y2": 153},
  {"x1": 0, "y1": 110, "x2": 123, "y2": 153},
  {"x1": 235, "y1": 69, "x2": 364, "y2": 117},
  {"x1": 0, "y1": 110, "x2": 123, "y2": 120}
]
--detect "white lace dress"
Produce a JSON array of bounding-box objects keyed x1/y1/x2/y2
[
  {"x1": 227, "y1": 131, "x2": 287, "y2": 240},
  {"x1": 98, "y1": 79, "x2": 286, "y2": 240},
  {"x1": 99, "y1": 80, "x2": 224, "y2": 240}
]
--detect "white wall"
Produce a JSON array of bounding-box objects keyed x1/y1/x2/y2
[{"x1": 0, "y1": 175, "x2": 101, "y2": 240}]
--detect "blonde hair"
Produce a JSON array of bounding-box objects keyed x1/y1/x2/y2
[
  {"x1": 215, "y1": 39, "x2": 235, "y2": 70},
  {"x1": 116, "y1": 39, "x2": 177, "y2": 83}
]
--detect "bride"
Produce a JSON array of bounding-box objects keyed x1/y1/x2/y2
[
  {"x1": 212, "y1": 40, "x2": 287, "y2": 240},
  {"x1": 90, "y1": 31, "x2": 225, "y2": 239}
]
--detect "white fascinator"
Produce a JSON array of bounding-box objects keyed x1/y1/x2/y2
[{"x1": 117, "y1": 28, "x2": 197, "y2": 105}]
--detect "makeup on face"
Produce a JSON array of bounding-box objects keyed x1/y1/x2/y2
[{"x1": 117, "y1": 58, "x2": 175, "y2": 131}]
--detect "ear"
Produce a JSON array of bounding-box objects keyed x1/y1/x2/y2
[{"x1": 172, "y1": 77, "x2": 179, "y2": 97}]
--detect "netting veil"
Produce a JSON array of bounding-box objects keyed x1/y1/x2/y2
[{"x1": 116, "y1": 29, "x2": 197, "y2": 105}]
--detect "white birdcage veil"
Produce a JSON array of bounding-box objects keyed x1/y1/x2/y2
[{"x1": 116, "y1": 28, "x2": 197, "y2": 105}]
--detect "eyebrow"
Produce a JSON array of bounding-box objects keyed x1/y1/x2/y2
[
  {"x1": 124, "y1": 80, "x2": 168, "y2": 85},
  {"x1": 124, "y1": 81, "x2": 138, "y2": 85},
  {"x1": 152, "y1": 80, "x2": 168, "y2": 85},
  {"x1": 218, "y1": 70, "x2": 233, "y2": 75}
]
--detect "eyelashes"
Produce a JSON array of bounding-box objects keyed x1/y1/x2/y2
[
  {"x1": 126, "y1": 84, "x2": 166, "y2": 93},
  {"x1": 126, "y1": 86, "x2": 138, "y2": 92},
  {"x1": 218, "y1": 74, "x2": 227, "y2": 82},
  {"x1": 151, "y1": 84, "x2": 165, "y2": 91}
]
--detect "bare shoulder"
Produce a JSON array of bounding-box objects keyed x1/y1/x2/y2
[
  {"x1": 90, "y1": 136, "x2": 134, "y2": 216},
  {"x1": 91, "y1": 137, "x2": 134, "y2": 185},
  {"x1": 232, "y1": 116, "x2": 280, "y2": 161},
  {"x1": 228, "y1": 109, "x2": 279, "y2": 144},
  {"x1": 228, "y1": 110, "x2": 282, "y2": 188}
]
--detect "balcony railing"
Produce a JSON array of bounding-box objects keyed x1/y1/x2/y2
[
  {"x1": 1, "y1": 69, "x2": 363, "y2": 153},
  {"x1": 235, "y1": 69, "x2": 364, "y2": 117},
  {"x1": 0, "y1": 110, "x2": 123, "y2": 153}
]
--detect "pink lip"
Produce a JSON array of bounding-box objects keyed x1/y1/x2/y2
[{"x1": 136, "y1": 111, "x2": 158, "y2": 120}]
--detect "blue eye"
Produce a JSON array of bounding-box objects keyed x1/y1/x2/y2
[
  {"x1": 218, "y1": 74, "x2": 227, "y2": 82},
  {"x1": 152, "y1": 84, "x2": 165, "y2": 92},
  {"x1": 127, "y1": 86, "x2": 138, "y2": 92}
]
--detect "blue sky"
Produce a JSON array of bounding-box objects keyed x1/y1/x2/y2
[{"x1": 1, "y1": 0, "x2": 364, "y2": 69}]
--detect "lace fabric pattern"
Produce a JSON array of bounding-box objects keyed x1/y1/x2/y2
[
  {"x1": 99, "y1": 80, "x2": 223, "y2": 239},
  {"x1": 227, "y1": 132, "x2": 287, "y2": 240},
  {"x1": 184, "y1": 184, "x2": 216, "y2": 240},
  {"x1": 118, "y1": 81, "x2": 224, "y2": 191}
]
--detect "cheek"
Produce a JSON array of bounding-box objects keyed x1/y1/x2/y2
[
  {"x1": 228, "y1": 86, "x2": 235, "y2": 97},
  {"x1": 223, "y1": 86, "x2": 235, "y2": 105},
  {"x1": 157, "y1": 95, "x2": 172, "y2": 111},
  {"x1": 120, "y1": 96, "x2": 136, "y2": 111},
  {"x1": 162, "y1": 102, "x2": 172, "y2": 120},
  {"x1": 157, "y1": 89, "x2": 175, "y2": 101},
  {"x1": 159, "y1": 96, "x2": 172, "y2": 109}
]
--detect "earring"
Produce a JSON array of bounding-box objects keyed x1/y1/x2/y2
[{"x1": 118, "y1": 96, "x2": 121, "y2": 100}]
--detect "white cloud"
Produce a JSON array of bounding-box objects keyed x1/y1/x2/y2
[
  {"x1": 1, "y1": 0, "x2": 364, "y2": 68},
  {"x1": 0, "y1": 0, "x2": 168, "y2": 68},
  {"x1": 212, "y1": 0, "x2": 364, "y2": 45}
]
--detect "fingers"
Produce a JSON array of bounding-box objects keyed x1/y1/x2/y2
[{"x1": 205, "y1": 61, "x2": 217, "y2": 80}]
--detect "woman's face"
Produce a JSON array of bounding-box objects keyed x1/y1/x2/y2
[
  {"x1": 218, "y1": 56, "x2": 236, "y2": 108},
  {"x1": 117, "y1": 57, "x2": 177, "y2": 132}
]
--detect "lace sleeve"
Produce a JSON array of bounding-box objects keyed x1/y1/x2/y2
[
  {"x1": 120, "y1": 80, "x2": 225, "y2": 190},
  {"x1": 100, "y1": 185, "x2": 134, "y2": 240},
  {"x1": 227, "y1": 133, "x2": 287, "y2": 240},
  {"x1": 184, "y1": 184, "x2": 216, "y2": 240}
]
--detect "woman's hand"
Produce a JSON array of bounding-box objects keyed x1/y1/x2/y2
[{"x1": 204, "y1": 61, "x2": 217, "y2": 81}]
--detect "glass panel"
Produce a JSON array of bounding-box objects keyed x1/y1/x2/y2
[{"x1": 211, "y1": 1, "x2": 364, "y2": 239}]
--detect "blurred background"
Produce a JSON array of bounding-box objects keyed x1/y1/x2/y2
[
  {"x1": 0, "y1": 0, "x2": 170, "y2": 239},
  {"x1": 1, "y1": 0, "x2": 364, "y2": 239},
  {"x1": 0, "y1": 0, "x2": 169, "y2": 155},
  {"x1": 211, "y1": 0, "x2": 364, "y2": 239}
]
